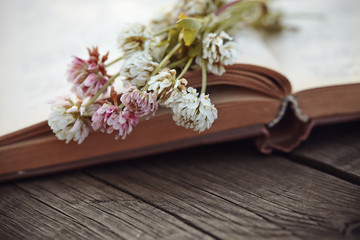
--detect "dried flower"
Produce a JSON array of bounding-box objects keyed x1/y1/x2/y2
[
  {"x1": 67, "y1": 57, "x2": 88, "y2": 85},
  {"x1": 148, "y1": 69, "x2": 187, "y2": 108},
  {"x1": 120, "y1": 51, "x2": 158, "y2": 88},
  {"x1": 197, "y1": 31, "x2": 236, "y2": 76},
  {"x1": 91, "y1": 103, "x2": 138, "y2": 139},
  {"x1": 147, "y1": 37, "x2": 168, "y2": 62},
  {"x1": 172, "y1": 87, "x2": 218, "y2": 132},
  {"x1": 149, "y1": 6, "x2": 179, "y2": 34},
  {"x1": 120, "y1": 85, "x2": 159, "y2": 118},
  {"x1": 67, "y1": 47, "x2": 110, "y2": 98},
  {"x1": 177, "y1": 0, "x2": 225, "y2": 17},
  {"x1": 117, "y1": 23, "x2": 150, "y2": 56},
  {"x1": 48, "y1": 96, "x2": 91, "y2": 144}
]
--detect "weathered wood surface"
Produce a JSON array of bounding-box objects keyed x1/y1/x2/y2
[
  {"x1": 291, "y1": 122, "x2": 360, "y2": 184},
  {"x1": 0, "y1": 122, "x2": 360, "y2": 239}
]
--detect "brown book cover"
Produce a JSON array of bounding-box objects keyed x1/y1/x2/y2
[
  {"x1": 1, "y1": 64, "x2": 360, "y2": 182},
  {"x1": 1, "y1": 0, "x2": 359, "y2": 182}
]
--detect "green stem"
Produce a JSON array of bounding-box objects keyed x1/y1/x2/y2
[
  {"x1": 85, "y1": 72, "x2": 120, "y2": 108},
  {"x1": 105, "y1": 56, "x2": 123, "y2": 67},
  {"x1": 176, "y1": 57, "x2": 193, "y2": 80},
  {"x1": 167, "y1": 57, "x2": 188, "y2": 69},
  {"x1": 117, "y1": 103, "x2": 125, "y2": 111},
  {"x1": 151, "y1": 42, "x2": 182, "y2": 77},
  {"x1": 215, "y1": 2, "x2": 262, "y2": 34},
  {"x1": 202, "y1": 15, "x2": 213, "y2": 37},
  {"x1": 153, "y1": 24, "x2": 177, "y2": 36},
  {"x1": 144, "y1": 42, "x2": 183, "y2": 91},
  {"x1": 201, "y1": 58, "x2": 207, "y2": 94}
]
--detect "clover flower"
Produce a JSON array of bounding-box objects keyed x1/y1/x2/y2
[
  {"x1": 172, "y1": 87, "x2": 218, "y2": 133},
  {"x1": 147, "y1": 37, "x2": 168, "y2": 62},
  {"x1": 177, "y1": 0, "x2": 225, "y2": 17},
  {"x1": 120, "y1": 85, "x2": 159, "y2": 118},
  {"x1": 120, "y1": 51, "x2": 158, "y2": 88},
  {"x1": 91, "y1": 103, "x2": 138, "y2": 139},
  {"x1": 147, "y1": 69, "x2": 187, "y2": 108},
  {"x1": 48, "y1": 96, "x2": 91, "y2": 144},
  {"x1": 197, "y1": 31, "x2": 237, "y2": 76},
  {"x1": 149, "y1": 7, "x2": 179, "y2": 34},
  {"x1": 67, "y1": 47, "x2": 110, "y2": 98},
  {"x1": 117, "y1": 23, "x2": 150, "y2": 57}
]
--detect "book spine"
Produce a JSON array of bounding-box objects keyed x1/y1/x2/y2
[{"x1": 268, "y1": 95, "x2": 309, "y2": 128}]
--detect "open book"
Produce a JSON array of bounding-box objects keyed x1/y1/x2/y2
[{"x1": 0, "y1": 0, "x2": 359, "y2": 182}]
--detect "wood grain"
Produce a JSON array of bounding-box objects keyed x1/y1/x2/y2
[
  {"x1": 87, "y1": 141, "x2": 360, "y2": 239},
  {"x1": 290, "y1": 121, "x2": 360, "y2": 184},
  {"x1": 0, "y1": 174, "x2": 212, "y2": 240},
  {"x1": 1, "y1": 127, "x2": 360, "y2": 239}
]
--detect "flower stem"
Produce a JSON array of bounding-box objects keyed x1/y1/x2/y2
[
  {"x1": 151, "y1": 42, "x2": 182, "y2": 77},
  {"x1": 105, "y1": 56, "x2": 123, "y2": 67},
  {"x1": 176, "y1": 57, "x2": 193, "y2": 80},
  {"x1": 153, "y1": 24, "x2": 177, "y2": 36},
  {"x1": 117, "y1": 103, "x2": 125, "y2": 111},
  {"x1": 201, "y1": 58, "x2": 207, "y2": 94},
  {"x1": 215, "y1": 0, "x2": 243, "y2": 16},
  {"x1": 167, "y1": 57, "x2": 188, "y2": 69},
  {"x1": 215, "y1": 1, "x2": 262, "y2": 34},
  {"x1": 86, "y1": 72, "x2": 120, "y2": 108}
]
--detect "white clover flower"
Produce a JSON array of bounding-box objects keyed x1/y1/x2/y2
[
  {"x1": 172, "y1": 87, "x2": 218, "y2": 133},
  {"x1": 149, "y1": 3, "x2": 179, "y2": 34},
  {"x1": 117, "y1": 23, "x2": 151, "y2": 56},
  {"x1": 148, "y1": 69, "x2": 187, "y2": 108},
  {"x1": 147, "y1": 37, "x2": 168, "y2": 62},
  {"x1": 149, "y1": 0, "x2": 225, "y2": 34},
  {"x1": 197, "y1": 31, "x2": 237, "y2": 76},
  {"x1": 162, "y1": 79, "x2": 188, "y2": 108},
  {"x1": 120, "y1": 51, "x2": 158, "y2": 88},
  {"x1": 48, "y1": 97, "x2": 91, "y2": 144},
  {"x1": 177, "y1": 0, "x2": 225, "y2": 17}
]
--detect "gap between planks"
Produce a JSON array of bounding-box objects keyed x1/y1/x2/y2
[
  {"x1": 85, "y1": 172, "x2": 221, "y2": 240},
  {"x1": 276, "y1": 121, "x2": 360, "y2": 186}
]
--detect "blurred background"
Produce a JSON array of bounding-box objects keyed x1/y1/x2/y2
[{"x1": 0, "y1": 0, "x2": 169, "y2": 135}]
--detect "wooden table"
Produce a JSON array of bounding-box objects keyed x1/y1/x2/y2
[{"x1": 1, "y1": 122, "x2": 360, "y2": 239}]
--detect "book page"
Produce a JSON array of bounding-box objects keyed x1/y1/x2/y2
[
  {"x1": 264, "y1": 0, "x2": 360, "y2": 93},
  {"x1": 233, "y1": 29, "x2": 282, "y2": 72}
]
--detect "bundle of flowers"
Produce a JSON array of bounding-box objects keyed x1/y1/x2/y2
[{"x1": 49, "y1": 0, "x2": 282, "y2": 144}]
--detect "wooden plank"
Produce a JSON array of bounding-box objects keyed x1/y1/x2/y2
[
  {"x1": 290, "y1": 121, "x2": 360, "y2": 184},
  {"x1": 0, "y1": 184, "x2": 104, "y2": 239},
  {"x1": 0, "y1": 173, "x2": 213, "y2": 240},
  {"x1": 86, "y1": 141, "x2": 360, "y2": 239}
]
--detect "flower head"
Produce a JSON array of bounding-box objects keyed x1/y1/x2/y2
[
  {"x1": 147, "y1": 69, "x2": 187, "y2": 108},
  {"x1": 149, "y1": 2, "x2": 179, "y2": 32},
  {"x1": 120, "y1": 85, "x2": 159, "y2": 118},
  {"x1": 147, "y1": 37, "x2": 168, "y2": 62},
  {"x1": 172, "y1": 87, "x2": 218, "y2": 132},
  {"x1": 48, "y1": 96, "x2": 91, "y2": 144},
  {"x1": 91, "y1": 103, "x2": 138, "y2": 139},
  {"x1": 67, "y1": 47, "x2": 110, "y2": 98},
  {"x1": 197, "y1": 31, "x2": 237, "y2": 76},
  {"x1": 120, "y1": 51, "x2": 158, "y2": 88},
  {"x1": 117, "y1": 23, "x2": 150, "y2": 56},
  {"x1": 177, "y1": 0, "x2": 225, "y2": 17}
]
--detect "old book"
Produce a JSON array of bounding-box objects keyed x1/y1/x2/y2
[{"x1": 0, "y1": 0, "x2": 359, "y2": 181}]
